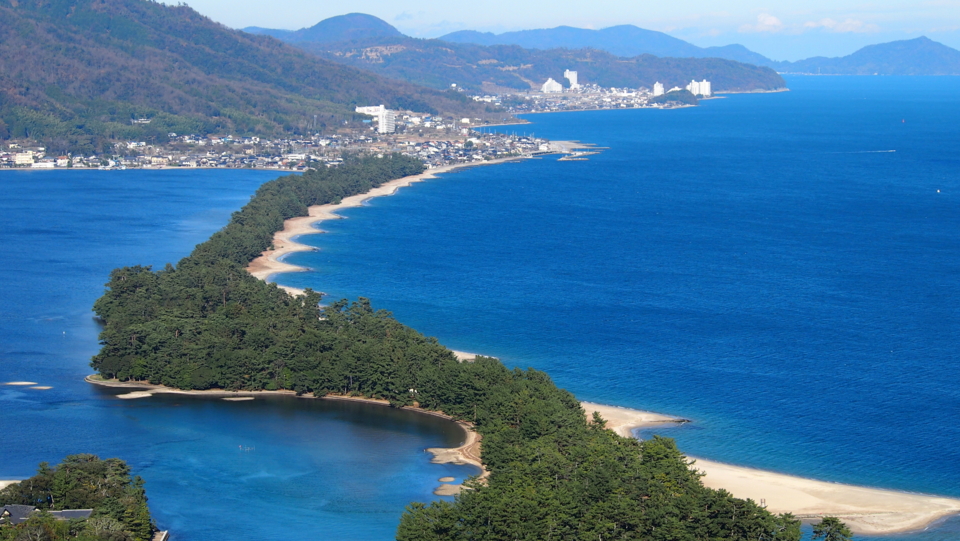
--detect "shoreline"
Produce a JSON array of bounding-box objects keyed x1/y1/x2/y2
[
  {"x1": 246, "y1": 157, "x2": 524, "y2": 296},
  {"x1": 242, "y1": 158, "x2": 960, "y2": 535},
  {"x1": 84, "y1": 375, "x2": 488, "y2": 491},
  {"x1": 582, "y1": 402, "x2": 960, "y2": 535}
]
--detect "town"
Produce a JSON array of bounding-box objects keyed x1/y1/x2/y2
[{"x1": 0, "y1": 72, "x2": 711, "y2": 170}]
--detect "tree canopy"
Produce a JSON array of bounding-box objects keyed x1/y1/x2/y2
[
  {"x1": 90, "y1": 154, "x2": 806, "y2": 540},
  {"x1": 0, "y1": 455, "x2": 154, "y2": 541}
]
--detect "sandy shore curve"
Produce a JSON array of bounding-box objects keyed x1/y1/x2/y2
[
  {"x1": 583, "y1": 402, "x2": 960, "y2": 534},
  {"x1": 238, "y1": 161, "x2": 960, "y2": 533}
]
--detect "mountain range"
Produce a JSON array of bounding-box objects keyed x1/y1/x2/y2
[
  {"x1": 439, "y1": 26, "x2": 960, "y2": 75},
  {"x1": 0, "y1": 0, "x2": 489, "y2": 152},
  {"x1": 245, "y1": 14, "x2": 786, "y2": 93},
  {"x1": 440, "y1": 26, "x2": 774, "y2": 66}
]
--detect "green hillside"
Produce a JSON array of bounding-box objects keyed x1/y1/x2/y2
[
  {"x1": 0, "y1": 0, "x2": 492, "y2": 153},
  {"x1": 299, "y1": 36, "x2": 787, "y2": 93}
]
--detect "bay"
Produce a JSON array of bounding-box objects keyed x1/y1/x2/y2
[
  {"x1": 0, "y1": 169, "x2": 476, "y2": 540},
  {"x1": 278, "y1": 76, "x2": 960, "y2": 539}
]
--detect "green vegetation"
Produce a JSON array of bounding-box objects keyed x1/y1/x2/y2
[
  {"x1": 650, "y1": 89, "x2": 700, "y2": 106},
  {"x1": 91, "y1": 154, "x2": 807, "y2": 539},
  {"x1": 0, "y1": 0, "x2": 494, "y2": 153},
  {"x1": 0, "y1": 455, "x2": 154, "y2": 541},
  {"x1": 812, "y1": 517, "x2": 853, "y2": 541},
  {"x1": 300, "y1": 36, "x2": 786, "y2": 94}
]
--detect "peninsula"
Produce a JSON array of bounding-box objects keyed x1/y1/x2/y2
[{"x1": 85, "y1": 154, "x2": 960, "y2": 539}]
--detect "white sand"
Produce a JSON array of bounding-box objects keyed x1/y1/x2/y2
[
  {"x1": 586, "y1": 402, "x2": 960, "y2": 534},
  {"x1": 246, "y1": 159, "x2": 521, "y2": 291},
  {"x1": 4, "y1": 381, "x2": 38, "y2": 386},
  {"x1": 117, "y1": 391, "x2": 154, "y2": 399},
  {"x1": 0, "y1": 480, "x2": 19, "y2": 490},
  {"x1": 222, "y1": 397, "x2": 255, "y2": 401}
]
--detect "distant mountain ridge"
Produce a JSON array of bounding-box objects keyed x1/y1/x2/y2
[
  {"x1": 775, "y1": 37, "x2": 960, "y2": 75},
  {"x1": 244, "y1": 13, "x2": 402, "y2": 44},
  {"x1": 245, "y1": 15, "x2": 785, "y2": 93},
  {"x1": 439, "y1": 25, "x2": 960, "y2": 75},
  {"x1": 440, "y1": 26, "x2": 774, "y2": 66}
]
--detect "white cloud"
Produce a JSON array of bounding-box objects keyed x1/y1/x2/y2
[
  {"x1": 803, "y1": 18, "x2": 880, "y2": 33},
  {"x1": 739, "y1": 13, "x2": 784, "y2": 33}
]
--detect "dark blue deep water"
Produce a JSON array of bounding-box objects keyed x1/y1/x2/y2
[
  {"x1": 276, "y1": 77, "x2": 960, "y2": 539},
  {"x1": 0, "y1": 170, "x2": 476, "y2": 540}
]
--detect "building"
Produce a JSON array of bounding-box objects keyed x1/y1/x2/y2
[
  {"x1": 564, "y1": 70, "x2": 580, "y2": 90},
  {"x1": 14, "y1": 152, "x2": 34, "y2": 166},
  {"x1": 541, "y1": 78, "x2": 563, "y2": 93},
  {"x1": 653, "y1": 82, "x2": 665, "y2": 97},
  {"x1": 686, "y1": 79, "x2": 711, "y2": 97},
  {"x1": 699, "y1": 80, "x2": 712, "y2": 97},
  {"x1": 1, "y1": 505, "x2": 93, "y2": 526},
  {"x1": 355, "y1": 105, "x2": 396, "y2": 134}
]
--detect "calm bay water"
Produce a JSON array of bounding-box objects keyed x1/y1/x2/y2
[
  {"x1": 0, "y1": 169, "x2": 476, "y2": 540},
  {"x1": 276, "y1": 77, "x2": 960, "y2": 539}
]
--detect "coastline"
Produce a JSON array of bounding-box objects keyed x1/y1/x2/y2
[
  {"x1": 246, "y1": 157, "x2": 523, "y2": 296},
  {"x1": 0, "y1": 480, "x2": 19, "y2": 491},
  {"x1": 240, "y1": 157, "x2": 960, "y2": 534},
  {"x1": 84, "y1": 375, "x2": 488, "y2": 490},
  {"x1": 583, "y1": 402, "x2": 960, "y2": 535}
]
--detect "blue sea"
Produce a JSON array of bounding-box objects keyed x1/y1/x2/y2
[
  {"x1": 1, "y1": 76, "x2": 959, "y2": 540},
  {"x1": 0, "y1": 170, "x2": 477, "y2": 540},
  {"x1": 277, "y1": 77, "x2": 960, "y2": 539}
]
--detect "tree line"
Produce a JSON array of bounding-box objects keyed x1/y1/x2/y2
[
  {"x1": 90, "y1": 154, "x2": 836, "y2": 540},
  {"x1": 0, "y1": 455, "x2": 154, "y2": 541}
]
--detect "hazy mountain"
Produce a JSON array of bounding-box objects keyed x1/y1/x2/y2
[
  {"x1": 303, "y1": 36, "x2": 786, "y2": 93},
  {"x1": 244, "y1": 13, "x2": 402, "y2": 44},
  {"x1": 0, "y1": 0, "x2": 488, "y2": 151},
  {"x1": 439, "y1": 25, "x2": 776, "y2": 65},
  {"x1": 775, "y1": 37, "x2": 960, "y2": 75},
  {"x1": 247, "y1": 15, "x2": 784, "y2": 93}
]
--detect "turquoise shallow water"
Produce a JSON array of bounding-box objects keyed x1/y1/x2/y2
[
  {"x1": 276, "y1": 77, "x2": 960, "y2": 539},
  {"x1": 0, "y1": 169, "x2": 477, "y2": 540}
]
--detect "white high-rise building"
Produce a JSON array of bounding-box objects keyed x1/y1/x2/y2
[
  {"x1": 653, "y1": 82, "x2": 665, "y2": 97},
  {"x1": 564, "y1": 70, "x2": 580, "y2": 90},
  {"x1": 699, "y1": 79, "x2": 712, "y2": 97},
  {"x1": 685, "y1": 79, "x2": 711, "y2": 97},
  {"x1": 541, "y1": 78, "x2": 563, "y2": 93},
  {"x1": 355, "y1": 105, "x2": 397, "y2": 134}
]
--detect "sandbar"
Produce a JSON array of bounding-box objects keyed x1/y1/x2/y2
[
  {"x1": 0, "y1": 480, "x2": 19, "y2": 491},
  {"x1": 587, "y1": 402, "x2": 960, "y2": 534},
  {"x1": 30, "y1": 386, "x2": 52, "y2": 390},
  {"x1": 4, "y1": 381, "x2": 38, "y2": 386},
  {"x1": 222, "y1": 396, "x2": 255, "y2": 401},
  {"x1": 246, "y1": 159, "x2": 522, "y2": 293}
]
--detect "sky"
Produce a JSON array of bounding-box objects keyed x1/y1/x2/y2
[{"x1": 182, "y1": 0, "x2": 960, "y2": 61}]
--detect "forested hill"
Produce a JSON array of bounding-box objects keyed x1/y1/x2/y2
[
  {"x1": 300, "y1": 36, "x2": 786, "y2": 93},
  {"x1": 90, "y1": 155, "x2": 803, "y2": 540},
  {"x1": 0, "y1": 0, "x2": 492, "y2": 153}
]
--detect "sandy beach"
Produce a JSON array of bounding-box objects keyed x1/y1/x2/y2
[
  {"x1": 0, "y1": 480, "x2": 19, "y2": 491},
  {"x1": 585, "y1": 402, "x2": 960, "y2": 534},
  {"x1": 246, "y1": 158, "x2": 521, "y2": 295},
  {"x1": 237, "y1": 160, "x2": 960, "y2": 532}
]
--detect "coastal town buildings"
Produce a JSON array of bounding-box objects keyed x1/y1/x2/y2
[
  {"x1": 564, "y1": 70, "x2": 580, "y2": 90},
  {"x1": 541, "y1": 78, "x2": 563, "y2": 93},
  {"x1": 653, "y1": 82, "x2": 665, "y2": 97},
  {"x1": 685, "y1": 79, "x2": 712, "y2": 97},
  {"x1": 355, "y1": 105, "x2": 397, "y2": 134}
]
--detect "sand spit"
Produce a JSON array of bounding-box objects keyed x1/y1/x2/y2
[
  {"x1": 0, "y1": 480, "x2": 20, "y2": 491},
  {"x1": 587, "y1": 403, "x2": 960, "y2": 534},
  {"x1": 4, "y1": 381, "x2": 38, "y2": 386},
  {"x1": 246, "y1": 159, "x2": 522, "y2": 291},
  {"x1": 222, "y1": 396, "x2": 255, "y2": 402}
]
